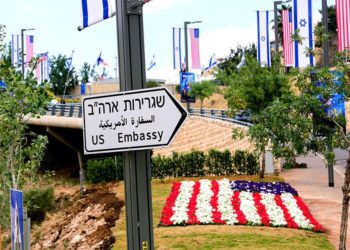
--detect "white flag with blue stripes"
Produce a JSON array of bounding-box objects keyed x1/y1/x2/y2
[
  {"x1": 81, "y1": 0, "x2": 115, "y2": 29},
  {"x1": 292, "y1": 0, "x2": 314, "y2": 68},
  {"x1": 173, "y1": 27, "x2": 182, "y2": 70},
  {"x1": 257, "y1": 11, "x2": 271, "y2": 67},
  {"x1": 11, "y1": 35, "x2": 20, "y2": 68}
]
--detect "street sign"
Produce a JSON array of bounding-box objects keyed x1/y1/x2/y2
[{"x1": 83, "y1": 87, "x2": 187, "y2": 154}]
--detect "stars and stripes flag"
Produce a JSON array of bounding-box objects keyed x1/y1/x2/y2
[
  {"x1": 36, "y1": 52, "x2": 49, "y2": 83},
  {"x1": 282, "y1": 9, "x2": 293, "y2": 67},
  {"x1": 335, "y1": 0, "x2": 350, "y2": 52},
  {"x1": 257, "y1": 11, "x2": 271, "y2": 67},
  {"x1": 81, "y1": 0, "x2": 115, "y2": 30},
  {"x1": 173, "y1": 27, "x2": 182, "y2": 70},
  {"x1": 26, "y1": 35, "x2": 34, "y2": 67},
  {"x1": 190, "y1": 28, "x2": 201, "y2": 69},
  {"x1": 160, "y1": 179, "x2": 324, "y2": 232},
  {"x1": 292, "y1": 0, "x2": 314, "y2": 68},
  {"x1": 11, "y1": 35, "x2": 20, "y2": 67}
]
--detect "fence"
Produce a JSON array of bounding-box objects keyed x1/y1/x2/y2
[{"x1": 45, "y1": 104, "x2": 252, "y2": 127}]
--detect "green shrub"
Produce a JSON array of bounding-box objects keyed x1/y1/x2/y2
[
  {"x1": 185, "y1": 150, "x2": 206, "y2": 177},
  {"x1": 233, "y1": 150, "x2": 259, "y2": 175},
  {"x1": 146, "y1": 80, "x2": 160, "y2": 88},
  {"x1": 246, "y1": 152, "x2": 260, "y2": 175},
  {"x1": 175, "y1": 84, "x2": 180, "y2": 93},
  {"x1": 207, "y1": 149, "x2": 234, "y2": 175},
  {"x1": 24, "y1": 187, "x2": 55, "y2": 223},
  {"x1": 151, "y1": 155, "x2": 172, "y2": 180},
  {"x1": 233, "y1": 150, "x2": 247, "y2": 174},
  {"x1": 86, "y1": 156, "x2": 123, "y2": 183}
]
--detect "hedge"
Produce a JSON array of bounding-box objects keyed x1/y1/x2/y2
[{"x1": 151, "y1": 149, "x2": 259, "y2": 180}]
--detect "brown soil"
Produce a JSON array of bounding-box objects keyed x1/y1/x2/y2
[{"x1": 31, "y1": 182, "x2": 124, "y2": 250}]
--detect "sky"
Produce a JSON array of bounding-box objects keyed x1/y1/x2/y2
[{"x1": 0, "y1": 0, "x2": 334, "y2": 83}]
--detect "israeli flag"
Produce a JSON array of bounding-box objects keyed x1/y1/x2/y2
[
  {"x1": 11, "y1": 35, "x2": 20, "y2": 67},
  {"x1": 292, "y1": 0, "x2": 314, "y2": 68},
  {"x1": 147, "y1": 55, "x2": 156, "y2": 71},
  {"x1": 173, "y1": 27, "x2": 182, "y2": 70},
  {"x1": 204, "y1": 54, "x2": 217, "y2": 71},
  {"x1": 257, "y1": 11, "x2": 271, "y2": 67},
  {"x1": 81, "y1": 0, "x2": 115, "y2": 29}
]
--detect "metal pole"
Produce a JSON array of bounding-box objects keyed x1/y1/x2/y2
[
  {"x1": 274, "y1": 1, "x2": 282, "y2": 54},
  {"x1": 21, "y1": 29, "x2": 25, "y2": 79},
  {"x1": 327, "y1": 143, "x2": 334, "y2": 187},
  {"x1": 322, "y1": 0, "x2": 329, "y2": 67},
  {"x1": 184, "y1": 22, "x2": 189, "y2": 73},
  {"x1": 115, "y1": 0, "x2": 154, "y2": 249}
]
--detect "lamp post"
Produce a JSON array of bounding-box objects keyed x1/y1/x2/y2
[
  {"x1": 21, "y1": 28, "x2": 35, "y2": 79},
  {"x1": 184, "y1": 21, "x2": 202, "y2": 72},
  {"x1": 274, "y1": 1, "x2": 282, "y2": 54}
]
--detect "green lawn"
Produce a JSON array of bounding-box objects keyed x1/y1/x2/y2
[{"x1": 113, "y1": 176, "x2": 334, "y2": 249}]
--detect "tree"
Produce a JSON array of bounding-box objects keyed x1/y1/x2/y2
[
  {"x1": 80, "y1": 62, "x2": 96, "y2": 83},
  {"x1": 223, "y1": 54, "x2": 291, "y2": 116},
  {"x1": 49, "y1": 54, "x2": 78, "y2": 95},
  {"x1": 0, "y1": 26, "x2": 49, "y2": 237},
  {"x1": 189, "y1": 80, "x2": 217, "y2": 110},
  {"x1": 216, "y1": 44, "x2": 257, "y2": 85},
  {"x1": 246, "y1": 59, "x2": 350, "y2": 249}
]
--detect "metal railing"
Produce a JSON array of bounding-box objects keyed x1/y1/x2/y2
[
  {"x1": 46, "y1": 103, "x2": 82, "y2": 118},
  {"x1": 45, "y1": 104, "x2": 252, "y2": 127}
]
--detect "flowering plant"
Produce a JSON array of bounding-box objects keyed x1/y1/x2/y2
[{"x1": 160, "y1": 179, "x2": 324, "y2": 232}]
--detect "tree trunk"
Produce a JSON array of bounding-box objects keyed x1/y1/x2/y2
[
  {"x1": 0, "y1": 224, "x2": 2, "y2": 250},
  {"x1": 260, "y1": 151, "x2": 266, "y2": 179},
  {"x1": 339, "y1": 151, "x2": 350, "y2": 250}
]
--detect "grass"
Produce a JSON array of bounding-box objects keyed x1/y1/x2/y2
[{"x1": 112, "y1": 175, "x2": 334, "y2": 249}]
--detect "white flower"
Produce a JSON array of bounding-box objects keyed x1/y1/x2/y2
[
  {"x1": 239, "y1": 191, "x2": 261, "y2": 225},
  {"x1": 196, "y1": 179, "x2": 213, "y2": 224},
  {"x1": 217, "y1": 179, "x2": 238, "y2": 225},
  {"x1": 170, "y1": 181, "x2": 195, "y2": 224}
]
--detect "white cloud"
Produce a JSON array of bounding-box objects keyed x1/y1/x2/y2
[
  {"x1": 144, "y1": 0, "x2": 194, "y2": 14},
  {"x1": 201, "y1": 25, "x2": 255, "y2": 64}
]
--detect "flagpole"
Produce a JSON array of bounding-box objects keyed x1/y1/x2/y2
[{"x1": 62, "y1": 50, "x2": 74, "y2": 102}]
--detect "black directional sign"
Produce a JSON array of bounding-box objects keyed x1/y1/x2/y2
[{"x1": 83, "y1": 87, "x2": 187, "y2": 154}]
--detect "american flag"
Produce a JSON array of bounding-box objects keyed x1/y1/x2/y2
[
  {"x1": 190, "y1": 28, "x2": 201, "y2": 69},
  {"x1": 160, "y1": 179, "x2": 324, "y2": 232},
  {"x1": 282, "y1": 9, "x2": 293, "y2": 67},
  {"x1": 26, "y1": 35, "x2": 34, "y2": 67},
  {"x1": 336, "y1": 0, "x2": 350, "y2": 52}
]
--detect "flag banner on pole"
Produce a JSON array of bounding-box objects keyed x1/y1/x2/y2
[
  {"x1": 96, "y1": 51, "x2": 109, "y2": 66},
  {"x1": 282, "y1": 9, "x2": 294, "y2": 67},
  {"x1": 335, "y1": 0, "x2": 350, "y2": 52},
  {"x1": 26, "y1": 35, "x2": 34, "y2": 67},
  {"x1": 204, "y1": 53, "x2": 217, "y2": 71},
  {"x1": 173, "y1": 27, "x2": 182, "y2": 70},
  {"x1": 81, "y1": 0, "x2": 115, "y2": 29},
  {"x1": 147, "y1": 55, "x2": 156, "y2": 71},
  {"x1": 11, "y1": 35, "x2": 20, "y2": 67},
  {"x1": 36, "y1": 52, "x2": 49, "y2": 82},
  {"x1": 292, "y1": 0, "x2": 314, "y2": 68},
  {"x1": 66, "y1": 50, "x2": 74, "y2": 69},
  {"x1": 190, "y1": 28, "x2": 201, "y2": 69},
  {"x1": 257, "y1": 11, "x2": 271, "y2": 67}
]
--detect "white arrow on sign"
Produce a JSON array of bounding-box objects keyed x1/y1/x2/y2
[{"x1": 83, "y1": 87, "x2": 187, "y2": 154}]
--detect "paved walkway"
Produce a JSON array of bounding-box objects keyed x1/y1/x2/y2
[{"x1": 282, "y1": 150, "x2": 350, "y2": 249}]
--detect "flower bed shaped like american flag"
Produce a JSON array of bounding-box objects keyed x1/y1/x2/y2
[{"x1": 160, "y1": 179, "x2": 324, "y2": 232}]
